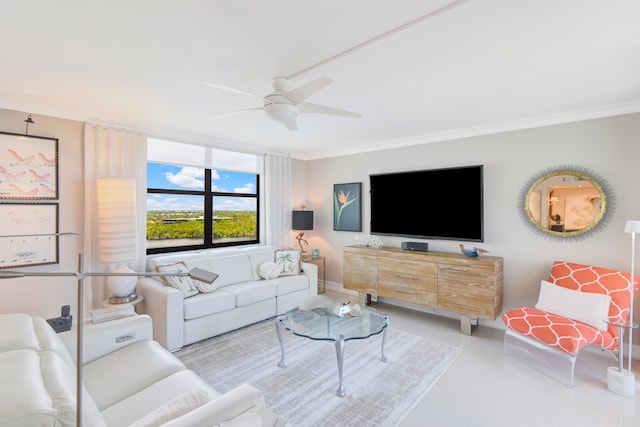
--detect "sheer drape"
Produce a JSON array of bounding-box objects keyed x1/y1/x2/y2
[
  {"x1": 83, "y1": 124, "x2": 147, "y2": 314},
  {"x1": 264, "y1": 154, "x2": 291, "y2": 249}
]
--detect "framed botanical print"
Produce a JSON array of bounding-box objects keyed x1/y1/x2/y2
[
  {"x1": 0, "y1": 203, "x2": 59, "y2": 268},
  {"x1": 334, "y1": 182, "x2": 362, "y2": 232},
  {"x1": 0, "y1": 132, "x2": 59, "y2": 200}
]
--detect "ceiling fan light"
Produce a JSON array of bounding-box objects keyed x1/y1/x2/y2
[{"x1": 264, "y1": 103, "x2": 298, "y2": 124}]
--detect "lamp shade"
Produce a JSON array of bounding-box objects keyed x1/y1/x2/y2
[
  {"x1": 97, "y1": 178, "x2": 138, "y2": 264},
  {"x1": 292, "y1": 210, "x2": 314, "y2": 231},
  {"x1": 624, "y1": 220, "x2": 640, "y2": 234}
]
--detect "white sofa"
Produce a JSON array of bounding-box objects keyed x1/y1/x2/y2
[
  {"x1": 0, "y1": 312, "x2": 289, "y2": 426},
  {"x1": 138, "y1": 246, "x2": 318, "y2": 352}
]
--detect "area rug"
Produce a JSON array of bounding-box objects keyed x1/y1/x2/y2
[{"x1": 175, "y1": 318, "x2": 460, "y2": 427}]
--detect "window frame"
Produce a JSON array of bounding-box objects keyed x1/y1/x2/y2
[{"x1": 146, "y1": 167, "x2": 260, "y2": 255}]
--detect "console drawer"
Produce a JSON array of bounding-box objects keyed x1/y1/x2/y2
[
  {"x1": 379, "y1": 282, "x2": 437, "y2": 306},
  {"x1": 379, "y1": 257, "x2": 437, "y2": 278}
]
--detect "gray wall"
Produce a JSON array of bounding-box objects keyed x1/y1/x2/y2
[{"x1": 296, "y1": 113, "x2": 640, "y2": 337}]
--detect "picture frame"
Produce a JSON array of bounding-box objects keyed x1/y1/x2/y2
[
  {"x1": 0, "y1": 203, "x2": 59, "y2": 268},
  {"x1": 0, "y1": 131, "x2": 59, "y2": 200},
  {"x1": 334, "y1": 182, "x2": 362, "y2": 232}
]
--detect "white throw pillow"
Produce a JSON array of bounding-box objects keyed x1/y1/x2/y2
[
  {"x1": 155, "y1": 262, "x2": 199, "y2": 298},
  {"x1": 259, "y1": 262, "x2": 280, "y2": 279},
  {"x1": 535, "y1": 279, "x2": 611, "y2": 331},
  {"x1": 129, "y1": 388, "x2": 210, "y2": 427},
  {"x1": 195, "y1": 279, "x2": 219, "y2": 293}
]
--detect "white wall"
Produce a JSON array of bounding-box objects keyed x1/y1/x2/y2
[
  {"x1": 2, "y1": 106, "x2": 639, "y2": 346},
  {"x1": 300, "y1": 113, "x2": 640, "y2": 336},
  {"x1": 0, "y1": 108, "x2": 84, "y2": 319}
]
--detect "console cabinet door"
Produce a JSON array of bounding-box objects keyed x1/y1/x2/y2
[
  {"x1": 378, "y1": 257, "x2": 437, "y2": 307},
  {"x1": 343, "y1": 252, "x2": 378, "y2": 294},
  {"x1": 437, "y1": 263, "x2": 500, "y2": 319}
]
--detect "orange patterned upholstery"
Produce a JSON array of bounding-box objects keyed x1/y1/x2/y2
[{"x1": 502, "y1": 261, "x2": 639, "y2": 355}]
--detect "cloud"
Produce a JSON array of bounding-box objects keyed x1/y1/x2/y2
[{"x1": 165, "y1": 167, "x2": 204, "y2": 188}]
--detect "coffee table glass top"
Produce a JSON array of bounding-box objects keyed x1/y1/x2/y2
[{"x1": 281, "y1": 305, "x2": 387, "y2": 342}]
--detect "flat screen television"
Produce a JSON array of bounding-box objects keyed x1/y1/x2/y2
[{"x1": 369, "y1": 165, "x2": 484, "y2": 242}]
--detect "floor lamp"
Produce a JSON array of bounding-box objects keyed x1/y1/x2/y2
[
  {"x1": 0, "y1": 253, "x2": 215, "y2": 427},
  {"x1": 608, "y1": 220, "x2": 640, "y2": 397}
]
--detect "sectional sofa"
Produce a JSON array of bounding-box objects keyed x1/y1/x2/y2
[{"x1": 0, "y1": 312, "x2": 289, "y2": 426}]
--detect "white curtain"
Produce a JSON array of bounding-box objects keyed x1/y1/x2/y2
[
  {"x1": 83, "y1": 124, "x2": 147, "y2": 314},
  {"x1": 264, "y1": 154, "x2": 291, "y2": 249}
]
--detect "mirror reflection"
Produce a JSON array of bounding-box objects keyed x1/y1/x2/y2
[{"x1": 525, "y1": 170, "x2": 607, "y2": 237}]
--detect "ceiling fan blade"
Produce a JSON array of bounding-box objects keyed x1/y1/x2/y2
[
  {"x1": 201, "y1": 81, "x2": 262, "y2": 99},
  {"x1": 298, "y1": 102, "x2": 361, "y2": 118},
  {"x1": 285, "y1": 77, "x2": 334, "y2": 105},
  {"x1": 214, "y1": 107, "x2": 263, "y2": 119}
]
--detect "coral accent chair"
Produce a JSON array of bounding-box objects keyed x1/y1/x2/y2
[{"x1": 502, "y1": 261, "x2": 639, "y2": 387}]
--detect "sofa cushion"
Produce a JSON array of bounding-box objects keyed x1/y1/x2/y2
[
  {"x1": 0, "y1": 313, "x2": 41, "y2": 352},
  {"x1": 0, "y1": 349, "x2": 104, "y2": 427},
  {"x1": 208, "y1": 255, "x2": 254, "y2": 288},
  {"x1": 270, "y1": 275, "x2": 310, "y2": 296},
  {"x1": 128, "y1": 388, "x2": 210, "y2": 427},
  {"x1": 224, "y1": 281, "x2": 277, "y2": 307},
  {"x1": 183, "y1": 290, "x2": 236, "y2": 320},
  {"x1": 247, "y1": 246, "x2": 278, "y2": 280},
  {"x1": 100, "y1": 369, "x2": 218, "y2": 426},
  {"x1": 83, "y1": 340, "x2": 187, "y2": 410},
  {"x1": 0, "y1": 314, "x2": 75, "y2": 367}
]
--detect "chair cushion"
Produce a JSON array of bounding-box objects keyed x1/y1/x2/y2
[
  {"x1": 502, "y1": 306, "x2": 615, "y2": 355},
  {"x1": 548, "y1": 261, "x2": 638, "y2": 339}
]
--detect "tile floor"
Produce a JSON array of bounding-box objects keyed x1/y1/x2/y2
[{"x1": 324, "y1": 288, "x2": 640, "y2": 427}]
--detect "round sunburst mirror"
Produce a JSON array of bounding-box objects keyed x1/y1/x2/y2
[{"x1": 519, "y1": 166, "x2": 615, "y2": 241}]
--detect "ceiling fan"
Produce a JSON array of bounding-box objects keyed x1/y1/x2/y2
[{"x1": 202, "y1": 76, "x2": 361, "y2": 131}]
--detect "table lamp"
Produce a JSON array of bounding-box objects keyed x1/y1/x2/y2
[{"x1": 292, "y1": 207, "x2": 313, "y2": 256}]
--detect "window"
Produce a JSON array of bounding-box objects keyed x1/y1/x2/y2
[{"x1": 146, "y1": 139, "x2": 261, "y2": 254}]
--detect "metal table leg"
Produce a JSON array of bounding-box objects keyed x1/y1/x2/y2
[
  {"x1": 276, "y1": 315, "x2": 287, "y2": 368},
  {"x1": 335, "y1": 334, "x2": 346, "y2": 397},
  {"x1": 380, "y1": 315, "x2": 389, "y2": 362}
]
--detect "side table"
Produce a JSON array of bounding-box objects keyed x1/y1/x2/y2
[
  {"x1": 303, "y1": 256, "x2": 326, "y2": 294},
  {"x1": 102, "y1": 295, "x2": 144, "y2": 313}
]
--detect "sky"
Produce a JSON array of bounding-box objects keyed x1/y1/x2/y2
[{"x1": 146, "y1": 163, "x2": 256, "y2": 211}]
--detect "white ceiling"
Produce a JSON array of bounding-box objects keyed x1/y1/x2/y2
[{"x1": 1, "y1": 0, "x2": 639, "y2": 160}]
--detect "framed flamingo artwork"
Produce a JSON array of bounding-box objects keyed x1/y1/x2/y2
[
  {"x1": 333, "y1": 182, "x2": 361, "y2": 232},
  {"x1": 0, "y1": 132, "x2": 59, "y2": 200}
]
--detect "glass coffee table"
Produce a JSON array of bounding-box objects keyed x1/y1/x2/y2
[{"x1": 275, "y1": 300, "x2": 389, "y2": 397}]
